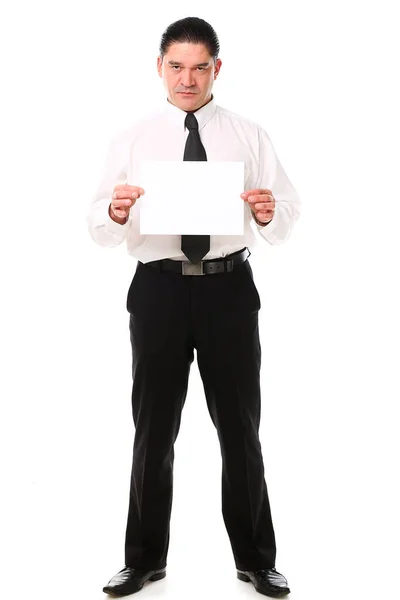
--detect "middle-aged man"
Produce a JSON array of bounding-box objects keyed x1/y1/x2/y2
[{"x1": 87, "y1": 16, "x2": 301, "y2": 598}]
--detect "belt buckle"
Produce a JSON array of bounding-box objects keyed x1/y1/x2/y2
[{"x1": 182, "y1": 261, "x2": 204, "y2": 275}]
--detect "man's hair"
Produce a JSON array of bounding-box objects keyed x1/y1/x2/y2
[{"x1": 159, "y1": 17, "x2": 220, "y2": 63}]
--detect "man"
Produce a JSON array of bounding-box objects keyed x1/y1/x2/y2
[{"x1": 87, "y1": 16, "x2": 300, "y2": 598}]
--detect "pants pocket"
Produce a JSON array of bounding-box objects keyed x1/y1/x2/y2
[
  {"x1": 243, "y1": 260, "x2": 261, "y2": 310},
  {"x1": 126, "y1": 261, "x2": 142, "y2": 313}
]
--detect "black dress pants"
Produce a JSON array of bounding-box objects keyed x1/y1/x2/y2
[{"x1": 124, "y1": 251, "x2": 276, "y2": 571}]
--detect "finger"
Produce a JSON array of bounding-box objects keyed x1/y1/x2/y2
[
  {"x1": 241, "y1": 188, "x2": 272, "y2": 199},
  {"x1": 114, "y1": 184, "x2": 145, "y2": 194},
  {"x1": 114, "y1": 184, "x2": 131, "y2": 191},
  {"x1": 246, "y1": 193, "x2": 274, "y2": 203},
  {"x1": 111, "y1": 200, "x2": 133, "y2": 211},
  {"x1": 132, "y1": 186, "x2": 145, "y2": 195},
  {"x1": 112, "y1": 191, "x2": 140, "y2": 203},
  {"x1": 113, "y1": 197, "x2": 133, "y2": 206},
  {"x1": 113, "y1": 190, "x2": 138, "y2": 200},
  {"x1": 257, "y1": 208, "x2": 274, "y2": 217},
  {"x1": 256, "y1": 212, "x2": 273, "y2": 223},
  {"x1": 254, "y1": 201, "x2": 274, "y2": 210},
  {"x1": 113, "y1": 187, "x2": 145, "y2": 198},
  {"x1": 111, "y1": 207, "x2": 128, "y2": 218}
]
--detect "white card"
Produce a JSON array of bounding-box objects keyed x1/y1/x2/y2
[{"x1": 136, "y1": 161, "x2": 244, "y2": 235}]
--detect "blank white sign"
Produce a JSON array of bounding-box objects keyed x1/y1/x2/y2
[{"x1": 137, "y1": 160, "x2": 245, "y2": 235}]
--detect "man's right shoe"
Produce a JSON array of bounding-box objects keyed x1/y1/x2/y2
[{"x1": 102, "y1": 566, "x2": 166, "y2": 596}]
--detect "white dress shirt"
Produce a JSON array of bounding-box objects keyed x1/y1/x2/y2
[{"x1": 86, "y1": 95, "x2": 301, "y2": 262}]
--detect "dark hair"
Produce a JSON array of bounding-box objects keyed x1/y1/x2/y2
[{"x1": 159, "y1": 17, "x2": 220, "y2": 62}]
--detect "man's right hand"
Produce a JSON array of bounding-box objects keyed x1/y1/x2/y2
[{"x1": 109, "y1": 184, "x2": 145, "y2": 224}]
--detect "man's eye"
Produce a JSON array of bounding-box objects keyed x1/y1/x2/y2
[{"x1": 171, "y1": 66, "x2": 205, "y2": 71}]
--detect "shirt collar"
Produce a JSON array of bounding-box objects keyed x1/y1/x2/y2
[{"x1": 164, "y1": 94, "x2": 217, "y2": 131}]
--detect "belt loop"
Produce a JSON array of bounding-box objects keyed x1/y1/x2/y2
[
  {"x1": 158, "y1": 260, "x2": 163, "y2": 273},
  {"x1": 225, "y1": 259, "x2": 234, "y2": 272}
]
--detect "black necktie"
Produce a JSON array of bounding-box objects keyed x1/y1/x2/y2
[{"x1": 181, "y1": 112, "x2": 210, "y2": 263}]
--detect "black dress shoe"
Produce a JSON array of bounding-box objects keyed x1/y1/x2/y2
[
  {"x1": 102, "y1": 566, "x2": 166, "y2": 596},
  {"x1": 237, "y1": 567, "x2": 291, "y2": 597}
]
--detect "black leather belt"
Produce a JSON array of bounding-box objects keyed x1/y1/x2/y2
[{"x1": 142, "y1": 247, "x2": 251, "y2": 275}]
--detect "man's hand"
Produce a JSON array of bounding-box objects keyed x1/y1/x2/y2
[
  {"x1": 109, "y1": 185, "x2": 145, "y2": 224},
  {"x1": 241, "y1": 188, "x2": 275, "y2": 225}
]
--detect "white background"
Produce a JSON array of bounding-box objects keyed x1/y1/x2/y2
[{"x1": 1, "y1": 1, "x2": 399, "y2": 599}]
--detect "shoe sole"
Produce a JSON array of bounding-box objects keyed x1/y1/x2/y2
[
  {"x1": 103, "y1": 570, "x2": 166, "y2": 596},
  {"x1": 237, "y1": 571, "x2": 291, "y2": 597}
]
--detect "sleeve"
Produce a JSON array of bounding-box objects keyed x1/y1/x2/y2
[
  {"x1": 251, "y1": 126, "x2": 301, "y2": 244},
  {"x1": 86, "y1": 129, "x2": 137, "y2": 248}
]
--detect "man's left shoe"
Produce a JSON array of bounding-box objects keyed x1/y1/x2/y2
[{"x1": 237, "y1": 567, "x2": 291, "y2": 597}]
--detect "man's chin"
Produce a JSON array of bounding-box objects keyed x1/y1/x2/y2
[{"x1": 173, "y1": 93, "x2": 199, "y2": 108}]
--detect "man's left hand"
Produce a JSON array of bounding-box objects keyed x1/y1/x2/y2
[{"x1": 241, "y1": 188, "x2": 275, "y2": 224}]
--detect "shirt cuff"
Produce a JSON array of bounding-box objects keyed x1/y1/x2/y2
[
  {"x1": 105, "y1": 205, "x2": 130, "y2": 234},
  {"x1": 255, "y1": 199, "x2": 298, "y2": 244}
]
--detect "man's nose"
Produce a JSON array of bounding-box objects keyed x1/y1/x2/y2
[{"x1": 181, "y1": 69, "x2": 195, "y2": 88}]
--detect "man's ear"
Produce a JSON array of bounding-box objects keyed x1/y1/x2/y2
[
  {"x1": 157, "y1": 56, "x2": 163, "y2": 78},
  {"x1": 214, "y1": 58, "x2": 222, "y2": 79}
]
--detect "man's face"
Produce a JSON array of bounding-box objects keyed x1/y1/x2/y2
[{"x1": 157, "y1": 42, "x2": 222, "y2": 112}]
